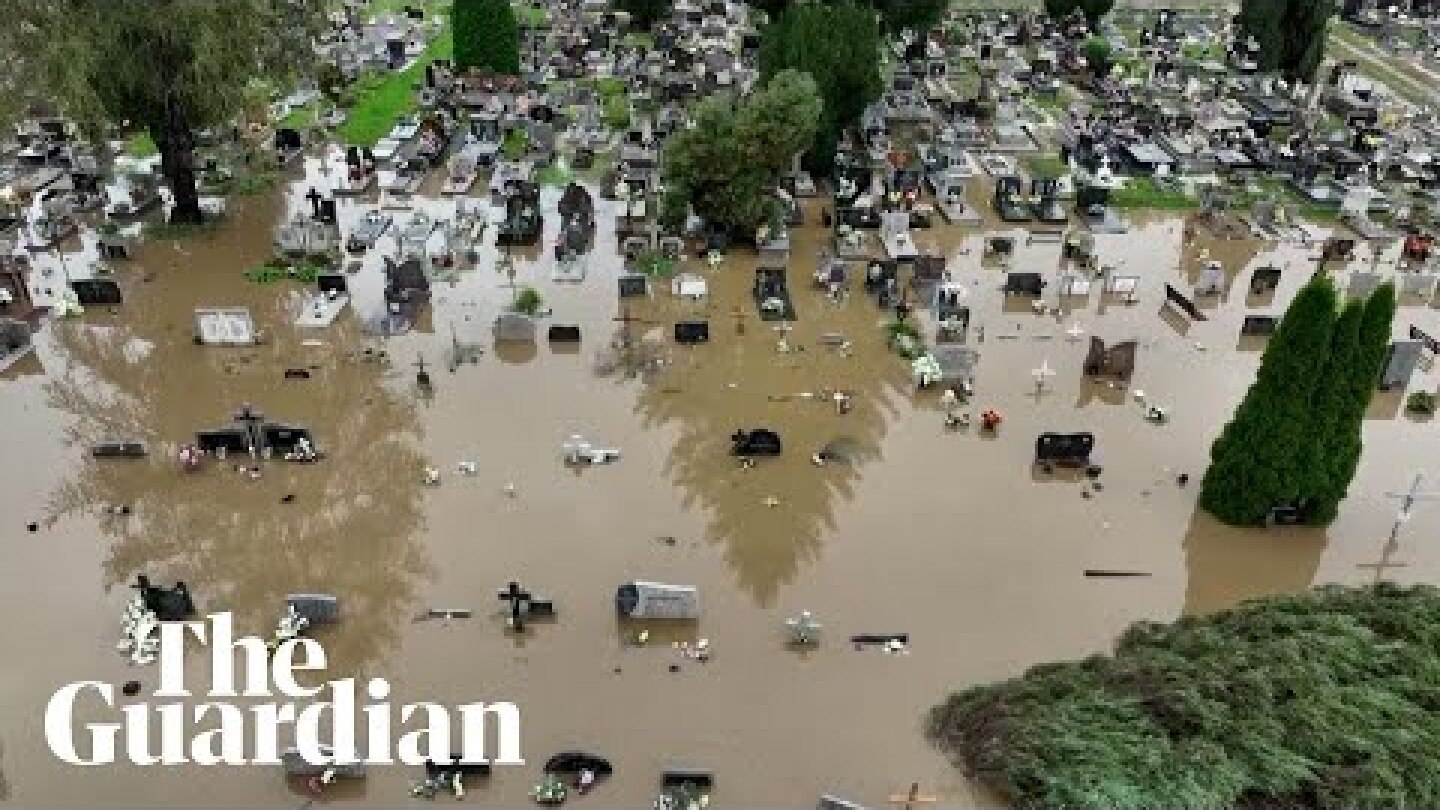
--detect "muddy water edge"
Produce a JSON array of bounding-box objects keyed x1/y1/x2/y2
[{"x1": 2, "y1": 163, "x2": 1439, "y2": 808}]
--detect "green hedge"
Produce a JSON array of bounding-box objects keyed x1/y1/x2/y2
[{"x1": 927, "y1": 584, "x2": 1440, "y2": 810}]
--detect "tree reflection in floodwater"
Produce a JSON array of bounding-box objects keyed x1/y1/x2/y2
[
  {"x1": 624, "y1": 248, "x2": 907, "y2": 605},
  {"x1": 38, "y1": 226, "x2": 432, "y2": 672}
]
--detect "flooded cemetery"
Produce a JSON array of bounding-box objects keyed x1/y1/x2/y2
[{"x1": 5, "y1": 0, "x2": 1440, "y2": 807}]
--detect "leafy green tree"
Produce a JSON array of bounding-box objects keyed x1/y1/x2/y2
[
  {"x1": 661, "y1": 70, "x2": 821, "y2": 236},
  {"x1": 1239, "y1": 0, "x2": 1336, "y2": 81},
  {"x1": 0, "y1": 0, "x2": 326, "y2": 223},
  {"x1": 759, "y1": 3, "x2": 882, "y2": 175},
  {"x1": 1044, "y1": 0, "x2": 1116, "y2": 26},
  {"x1": 616, "y1": 0, "x2": 669, "y2": 30},
  {"x1": 453, "y1": 0, "x2": 521, "y2": 75},
  {"x1": 1200, "y1": 276, "x2": 1339, "y2": 525},
  {"x1": 927, "y1": 583, "x2": 1440, "y2": 810}
]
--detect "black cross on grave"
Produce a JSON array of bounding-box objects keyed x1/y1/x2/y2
[
  {"x1": 306, "y1": 187, "x2": 323, "y2": 219},
  {"x1": 495, "y1": 576, "x2": 529, "y2": 628},
  {"x1": 233, "y1": 403, "x2": 266, "y2": 458},
  {"x1": 498, "y1": 579, "x2": 555, "y2": 633},
  {"x1": 414, "y1": 353, "x2": 432, "y2": 389}
]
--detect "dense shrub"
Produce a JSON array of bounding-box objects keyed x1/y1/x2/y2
[{"x1": 927, "y1": 584, "x2": 1440, "y2": 810}]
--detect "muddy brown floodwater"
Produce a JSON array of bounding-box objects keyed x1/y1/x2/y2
[{"x1": 2, "y1": 155, "x2": 1440, "y2": 808}]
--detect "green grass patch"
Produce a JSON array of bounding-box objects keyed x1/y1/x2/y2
[
  {"x1": 335, "y1": 21, "x2": 454, "y2": 147},
  {"x1": 233, "y1": 170, "x2": 281, "y2": 196},
  {"x1": 536, "y1": 163, "x2": 571, "y2": 187},
  {"x1": 621, "y1": 32, "x2": 655, "y2": 51},
  {"x1": 144, "y1": 215, "x2": 224, "y2": 240},
  {"x1": 1023, "y1": 154, "x2": 1068, "y2": 178},
  {"x1": 1110, "y1": 178, "x2": 1198, "y2": 211},
  {"x1": 590, "y1": 77, "x2": 627, "y2": 98},
  {"x1": 633, "y1": 249, "x2": 676, "y2": 278},
  {"x1": 280, "y1": 104, "x2": 317, "y2": 129},
  {"x1": 501, "y1": 127, "x2": 529, "y2": 159},
  {"x1": 603, "y1": 95, "x2": 631, "y2": 130},
  {"x1": 516, "y1": 4, "x2": 547, "y2": 27},
  {"x1": 246, "y1": 263, "x2": 324, "y2": 284},
  {"x1": 124, "y1": 132, "x2": 157, "y2": 158}
]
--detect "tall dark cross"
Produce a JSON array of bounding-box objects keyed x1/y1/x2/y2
[
  {"x1": 497, "y1": 580, "x2": 533, "y2": 632},
  {"x1": 414, "y1": 353, "x2": 431, "y2": 389},
  {"x1": 233, "y1": 403, "x2": 267, "y2": 458},
  {"x1": 306, "y1": 187, "x2": 323, "y2": 219}
]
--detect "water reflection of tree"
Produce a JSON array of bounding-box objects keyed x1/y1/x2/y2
[
  {"x1": 42, "y1": 318, "x2": 432, "y2": 672},
  {"x1": 1181, "y1": 508, "x2": 1325, "y2": 617},
  {"x1": 628, "y1": 286, "x2": 904, "y2": 605}
]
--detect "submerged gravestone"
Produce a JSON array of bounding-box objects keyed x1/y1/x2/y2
[{"x1": 194, "y1": 308, "x2": 257, "y2": 346}]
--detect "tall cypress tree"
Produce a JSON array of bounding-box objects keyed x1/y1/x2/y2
[
  {"x1": 1200, "y1": 276, "x2": 1340, "y2": 526},
  {"x1": 1284, "y1": 0, "x2": 1336, "y2": 82},
  {"x1": 615, "y1": 0, "x2": 668, "y2": 30},
  {"x1": 1238, "y1": 0, "x2": 1336, "y2": 81},
  {"x1": 1311, "y1": 284, "x2": 1396, "y2": 522},
  {"x1": 759, "y1": 2, "x2": 882, "y2": 175},
  {"x1": 453, "y1": 0, "x2": 520, "y2": 75},
  {"x1": 1308, "y1": 300, "x2": 1364, "y2": 525}
]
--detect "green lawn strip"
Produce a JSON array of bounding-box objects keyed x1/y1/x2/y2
[
  {"x1": 1023, "y1": 154, "x2": 1068, "y2": 177},
  {"x1": 280, "y1": 104, "x2": 317, "y2": 129},
  {"x1": 621, "y1": 32, "x2": 655, "y2": 51},
  {"x1": 1109, "y1": 178, "x2": 1198, "y2": 211},
  {"x1": 517, "y1": 4, "x2": 548, "y2": 27},
  {"x1": 1329, "y1": 26, "x2": 1435, "y2": 106},
  {"x1": 336, "y1": 21, "x2": 454, "y2": 147}
]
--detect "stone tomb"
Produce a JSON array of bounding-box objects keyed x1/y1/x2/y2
[{"x1": 194, "y1": 308, "x2": 257, "y2": 346}]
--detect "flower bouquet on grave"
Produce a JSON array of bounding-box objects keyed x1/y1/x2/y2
[
  {"x1": 531, "y1": 774, "x2": 568, "y2": 805},
  {"x1": 655, "y1": 783, "x2": 709, "y2": 810},
  {"x1": 911, "y1": 354, "x2": 942, "y2": 386}
]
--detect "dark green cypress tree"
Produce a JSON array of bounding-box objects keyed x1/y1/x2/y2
[
  {"x1": 1311, "y1": 284, "x2": 1396, "y2": 522},
  {"x1": 453, "y1": 0, "x2": 520, "y2": 75},
  {"x1": 616, "y1": 0, "x2": 668, "y2": 30},
  {"x1": 1043, "y1": 0, "x2": 1116, "y2": 26},
  {"x1": 1237, "y1": 0, "x2": 1287, "y2": 72},
  {"x1": 759, "y1": 2, "x2": 882, "y2": 175},
  {"x1": 1239, "y1": 0, "x2": 1336, "y2": 81},
  {"x1": 1307, "y1": 300, "x2": 1364, "y2": 525},
  {"x1": 1200, "y1": 276, "x2": 1339, "y2": 526},
  {"x1": 1282, "y1": 0, "x2": 1336, "y2": 82}
]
